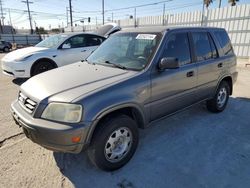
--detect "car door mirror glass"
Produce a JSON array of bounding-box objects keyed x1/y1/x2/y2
[
  {"x1": 62, "y1": 43, "x2": 71, "y2": 49},
  {"x1": 158, "y1": 57, "x2": 179, "y2": 70}
]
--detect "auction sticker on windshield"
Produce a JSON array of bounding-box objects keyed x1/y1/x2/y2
[{"x1": 136, "y1": 34, "x2": 156, "y2": 40}]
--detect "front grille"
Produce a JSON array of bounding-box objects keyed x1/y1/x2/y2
[{"x1": 18, "y1": 92, "x2": 37, "y2": 113}]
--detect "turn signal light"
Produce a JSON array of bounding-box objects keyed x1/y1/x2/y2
[{"x1": 72, "y1": 136, "x2": 81, "y2": 143}]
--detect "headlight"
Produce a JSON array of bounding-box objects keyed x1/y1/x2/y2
[
  {"x1": 41, "y1": 103, "x2": 82, "y2": 123},
  {"x1": 15, "y1": 54, "x2": 33, "y2": 61}
]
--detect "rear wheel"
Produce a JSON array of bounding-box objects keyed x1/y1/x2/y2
[
  {"x1": 87, "y1": 114, "x2": 139, "y2": 171},
  {"x1": 206, "y1": 81, "x2": 230, "y2": 113},
  {"x1": 31, "y1": 61, "x2": 56, "y2": 76}
]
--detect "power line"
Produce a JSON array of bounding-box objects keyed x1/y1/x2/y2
[
  {"x1": 104, "y1": 0, "x2": 173, "y2": 12},
  {"x1": 3, "y1": 8, "x2": 65, "y2": 17}
]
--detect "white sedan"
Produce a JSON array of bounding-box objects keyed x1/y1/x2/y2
[{"x1": 1, "y1": 23, "x2": 121, "y2": 78}]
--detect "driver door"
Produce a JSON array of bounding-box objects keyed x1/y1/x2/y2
[
  {"x1": 56, "y1": 34, "x2": 93, "y2": 66},
  {"x1": 150, "y1": 32, "x2": 198, "y2": 121}
]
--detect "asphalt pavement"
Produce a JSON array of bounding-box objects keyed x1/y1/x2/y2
[{"x1": 1, "y1": 53, "x2": 250, "y2": 188}]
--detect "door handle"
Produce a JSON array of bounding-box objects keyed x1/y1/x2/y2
[
  {"x1": 81, "y1": 49, "x2": 87, "y2": 52},
  {"x1": 186, "y1": 71, "x2": 194, "y2": 77},
  {"x1": 218, "y1": 63, "x2": 223, "y2": 68}
]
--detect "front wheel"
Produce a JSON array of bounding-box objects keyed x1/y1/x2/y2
[
  {"x1": 87, "y1": 115, "x2": 139, "y2": 171},
  {"x1": 206, "y1": 81, "x2": 230, "y2": 113},
  {"x1": 31, "y1": 61, "x2": 56, "y2": 76},
  {"x1": 3, "y1": 47, "x2": 10, "y2": 52}
]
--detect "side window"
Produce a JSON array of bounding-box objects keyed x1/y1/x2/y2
[
  {"x1": 85, "y1": 35, "x2": 104, "y2": 47},
  {"x1": 208, "y1": 34, "x2": 218, "y2": 58},
  {"x1": 164, "y1": 32, "x2": 191, "y2": 66},
  {"x1": 64, "y1": 35, "x2": 86, "y2": 48},
  {"x1": 192, "y1": 32, "x2": 213, "y2": 61},
  {"x1": 214, "y1": 30, "x2": 233, "y2": 56}
]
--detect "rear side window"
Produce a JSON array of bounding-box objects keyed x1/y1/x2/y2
[
  {"x1": 192, "y1": 32, "x2": 213, "y2": 61},
  {"x1": 163, "y1": 32, "x2": 191, "y2": 66},
  {"x1": 214, "y1": 30, "x2": 233, "y2": 56}
]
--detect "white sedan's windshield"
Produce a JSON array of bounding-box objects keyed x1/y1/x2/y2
[
  {"x1": 87, "y1": 32, "x2": 162, "y2": 71},
  {"x1": 36, "y1": 34, "x2": 68, "y2": 48}
]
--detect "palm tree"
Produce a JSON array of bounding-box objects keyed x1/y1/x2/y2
[
  {"x1": 202, "y1": 0, "x2": 213, "y2": 25},
  {"x1": 228, "y1": 0, "x2": 239, "y2": 6},
  {"x1": 204, "y1": 0, "x2": 213, "y2": 9}
]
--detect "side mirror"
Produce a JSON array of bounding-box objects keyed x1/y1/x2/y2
[
  {"x1": 62, "y1": 43, "x2": 71, "y2": 49},
  {"x1": 158, "y1": 57, "x2": 179, "y2": 70}
]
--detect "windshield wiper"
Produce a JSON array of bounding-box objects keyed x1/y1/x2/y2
[
  {"x1": 82, "y1": 59, "x2": 95, "y2": 65},
  {"x1": 103, "y1": 61, "x2": 127, "y2": 70}
]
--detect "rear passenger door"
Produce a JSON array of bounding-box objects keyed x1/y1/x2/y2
[
  {"x1": 191, "y1": 31, "x2": 221, "y2": 101},
  {"x1": 150, "y1": 31, "x2": 198, "y2": 121}
]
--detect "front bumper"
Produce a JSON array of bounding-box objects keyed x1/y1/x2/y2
[
  {"x1": 1, "y1": 60, "x2": 29, "y2": 78},
  {"x1": 11, "y1": 100, "x2": 92, "y2": 153}
]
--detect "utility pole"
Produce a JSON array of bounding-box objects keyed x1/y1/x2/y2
[
  {"x1": 69, "y1": 0, "x2": 73, "y2": 31},
  {"x1": 112, "y1": 12, "x2": 113, "y2": 22},
  {"x1": 66, "y1": 7, "x2": 69, "y2": 27},
  {"x1": 8, "y1": 8, "x2": 12, "y2": 26},
  {"x1": 218, "y1": 0, "x2": 222, "y2": 8},
  {"x1": 162, "y1": 3, "x2": 165, "y2": 25},
  {"x1": 8, "y1": 8, "x2": 15, "y2": 42},
  {"x1": 201, "y1": 1, "x2": 205, "y2": 26},
  {"x1": 0, "y1": 0, "x2": 5, "y2": 25},
  {"x1": 102, "y1": 0, "x2": 104, "y2": 25},
  {"x1": 134, "y1": 8, "x2": 136, "y2": 28},
  {"x1": 22, "y1": 0, "x2": 33, "y2": 34},
  {"x1": 0, "y1": 19, "x2": 2, "y2": 34}
]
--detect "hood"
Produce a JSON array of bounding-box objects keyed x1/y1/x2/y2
[
  {"x1": 21, "y1": 62, "x2": 137, "y2": 103},
  {"x1": 2, "y1": 46, "x2": 48, "y2": 61}
]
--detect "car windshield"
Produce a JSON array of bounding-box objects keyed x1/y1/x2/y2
[
  {"x1": 87, "y1": 32, "x2": 162, "y2": 71},
  {"x1": 35, "y1": 34, "x2": 68, "y2": 48}
]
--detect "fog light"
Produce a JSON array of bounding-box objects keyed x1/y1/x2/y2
[{"x1": 72, "y1": 136, "x2": 81, "y2": 143}]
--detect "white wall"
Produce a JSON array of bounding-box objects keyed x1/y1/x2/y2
[{"x1": 66, "y1": 4, "x2": 250, "y2": 58}]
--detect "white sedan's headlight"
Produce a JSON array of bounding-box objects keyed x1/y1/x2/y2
[
  {"x1": 15, "y1": 54, "x2": 33, "y2": 61},
  {"x1": 41, "y1": 103, "x2": 82, "y2": 123}
]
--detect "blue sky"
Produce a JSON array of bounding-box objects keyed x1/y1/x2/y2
[{"x1": 2, "y1": 0, "x2": 250, "y2": 29}]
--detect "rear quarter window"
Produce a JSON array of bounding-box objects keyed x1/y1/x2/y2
[{"x1": 214, "y1": 30, "x2": 233, "y2": 56}]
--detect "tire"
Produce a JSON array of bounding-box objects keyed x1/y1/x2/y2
[
  {"x1": 87, "y1": 114, "x2": 139, "y2": 171},
  {"x1": 3, "y1": 47, "x2": 9, "y2": 52},
  {"x1": 206, "y1": 81, "x2": 230, "y2": 113},
  {"x1": 31, "y1": 61, "x2": 56, "y2": 76}
]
